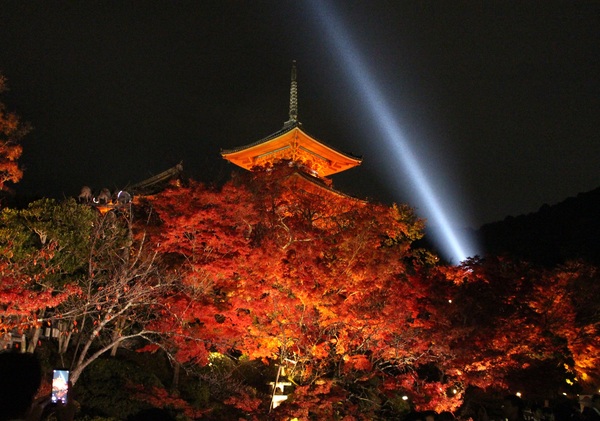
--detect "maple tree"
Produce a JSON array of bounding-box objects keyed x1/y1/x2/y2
[
  {"x1": 45, "y1": 207, "x2": 182, "y2": 385},
  {"x1": 0, "y1": 199, "x2": 183, "y2": 387},
  {"x1": 143, "y1": 162, "x2": 464, "y2": 417},
  {"x1": 0, "y1": 74, "x2": 29, "y2": 192},
  {"x1": 526, "y1": 260, "x2": 600, "y2": 390},
  {"x1": 0, "y1": 199, "x2": 94, "y2": 351},
  {"x1": 0, "y1": 161, "x2": 597, "y2": 417},
  {"x1": 439, "y1": 256, "x2": 600, "y2": 401},
  {"x1": 141, "y1": 163, "x2": 600, "y2": 417}
]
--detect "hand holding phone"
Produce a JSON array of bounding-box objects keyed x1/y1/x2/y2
[{"x1": 51, "y1": 369, "x2": 69, "y2": 404}]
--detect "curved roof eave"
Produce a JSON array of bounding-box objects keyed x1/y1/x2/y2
[{"x1": 221, "y1": 121, "x2": 362, "y2": 163}]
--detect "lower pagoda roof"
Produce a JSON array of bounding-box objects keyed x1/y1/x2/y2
[{"x1": 280, "y1": 168, "x2": 367, "y2": 204}]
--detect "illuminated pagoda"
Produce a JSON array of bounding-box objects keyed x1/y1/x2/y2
[{"x1": 221, "y1": 62, "x2": 362, "y2": 196}]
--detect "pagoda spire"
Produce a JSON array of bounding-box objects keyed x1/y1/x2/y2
[
  {"x1": 287, "y1": 61, "x2": 298, "y2": 124},
  {"x1": 222, "y1": 62, "x2": 362, "y2": 178}
]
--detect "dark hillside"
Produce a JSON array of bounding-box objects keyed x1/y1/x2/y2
[{"x1": 478, "y1": 187, "x2": 600, "y2": 266}]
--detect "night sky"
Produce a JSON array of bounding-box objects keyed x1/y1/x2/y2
[{"x1": 0, "y1": 1, "x2": 598, "y2": 230}]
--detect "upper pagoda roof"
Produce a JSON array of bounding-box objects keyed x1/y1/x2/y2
[{"x1": 221, "y1": 62, "x2": 362, "y2": 178}]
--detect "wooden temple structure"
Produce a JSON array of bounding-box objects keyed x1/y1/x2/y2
[
  {"x1": 79, "y1": 161, "x2": 184, "y2": 213},
  {"x1": 221, "y1": 62, "x2": 362, "y2": 196},
  {"x1": 81, "y1": 62, "x2": 362, "y2": 212}
]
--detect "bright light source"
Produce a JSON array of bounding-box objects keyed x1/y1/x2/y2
[
  {"x1": 308, "y1": 1, "x2": 479, "y2": 263},
  {"x1": 516, "y1": 392, "x2": 522, "y2": 398},
  {"x1": 448, "y1": 299, "x2": 453, "y2": 304},
  {"x1": 402, "y1": 395, "x2": 409, "y2": 401}
]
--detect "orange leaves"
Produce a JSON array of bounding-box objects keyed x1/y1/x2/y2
[
  {"x1": 342, "y1": 354, "x2": 372, "y2": 372},
  {"x1": 246, "y1": 342, "x2": 278, "y2": 361},
  {"x1": 310, "y1": 342, "x2": 330, "y2": 359},
  {"x1": 434, "y1": 256, "x2": 600, "y2": 397},
  {"x1": 174, "y1": 339, "x2": 210, "y2": 365},
  {"x1": 223, "y1": 389, "x2": 262, "y2": 413},
  {"x1": 129, "y1": 384, "x2": 209, "y2": 418},
  {"x1": 314, "y1": 304, "x2": 339, "y2": 328},
  {"x1": 0, "y1": 257, "x2": 81, "y2": 331},
  {"x1": 0, "y1": 74, "x2": 29, "y2": 190},
  {"x1": 136, "y1": 343, "x2": 160, "y2": 353},
  {"x1": 143, "y1": 161, "x2": 474, "y2": 412}
]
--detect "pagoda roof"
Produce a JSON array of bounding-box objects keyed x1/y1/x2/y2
[
  {"x1": 221, "y1": 121, "x2": 362, "y2": 178},
  {"x1": 281, "y1": 169, "x2": 367, "y2": 203},
  {"x1": 221, "y1": 62, "x2": 362, "y2": 178}
]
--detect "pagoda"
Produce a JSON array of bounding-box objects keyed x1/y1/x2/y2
[{"x1": 221, "y1": 63, "x2": 362, "y2": 185}]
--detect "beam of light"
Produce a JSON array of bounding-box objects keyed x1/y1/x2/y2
[{"x1": 308, "y1": 1, "x2": 479, "y2": 263}]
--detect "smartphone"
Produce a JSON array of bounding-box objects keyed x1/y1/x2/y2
[{"x1": 51, "y1": 369, "x2": 69, "y2": 404}]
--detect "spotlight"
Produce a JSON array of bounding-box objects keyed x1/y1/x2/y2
[{"x1": 308, "y1": 1, "x2": 480, "y2": 263}]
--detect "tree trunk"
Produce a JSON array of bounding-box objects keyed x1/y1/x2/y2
[
  {"x1": 109, "y1": 317, "x2": 124, "y2": 357},
  {"x1": 171, "y1": 361, "x2": 180, "y2": 391},
  {"x1": 27, "y1": 326, "x2": 41, "y2": 353},
  {"x1": 58, "y1": 321, "x2": 72, "y2": 354},
  {"x1": 26, "y1": 309, "x2": 46, "y2": 353},
  {"x1": 70, "y1": 365, "x2": 83, "y2": 386}
]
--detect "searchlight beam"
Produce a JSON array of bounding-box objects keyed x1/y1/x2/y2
[{"x1": 308, "y1": 1, "x2": 478, "y2": 263}]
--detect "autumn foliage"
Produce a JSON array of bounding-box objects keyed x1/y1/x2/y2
[
  {"x1": 0, "y1": 74, "x2": 29, "y2": 191},
  {"x1": 0, "y1": 159, "x2": 599, "y2": 418},
  {"x1": 137, "y1": 162, "x2": 600, "y2": 416},
  {"x1": 438, "y1": 257, "x2": 600, "y2": 399},
  {"x1": 0, "y1": 199, "x2": 91, "y2": 339},
  {"x1": 142, "y1": 163, "x2": 463, "y2": 416}
]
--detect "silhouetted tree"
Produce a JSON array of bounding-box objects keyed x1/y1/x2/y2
[{"x1": 0, "y1": 74, "x2": 29, "y2": 192}]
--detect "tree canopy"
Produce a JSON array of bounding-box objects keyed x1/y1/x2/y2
[{"x1": 0, "y1": 162, "x2": 598, "y2": 419}]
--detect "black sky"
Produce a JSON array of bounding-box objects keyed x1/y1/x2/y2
[{"x1": 0, "y1": 1, "x2": 598, "y2": 229}]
